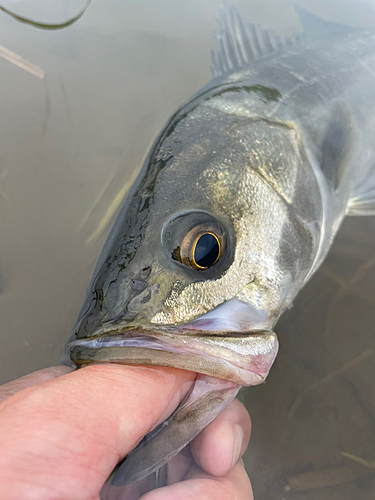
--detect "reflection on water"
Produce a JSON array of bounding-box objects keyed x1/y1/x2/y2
[{"x1": 0, "y1": 0, "x2": 374, "y2": 498}]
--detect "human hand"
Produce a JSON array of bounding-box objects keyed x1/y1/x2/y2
[{"x1": 0, "y1": 364, "x2": 253, "y2": 500}]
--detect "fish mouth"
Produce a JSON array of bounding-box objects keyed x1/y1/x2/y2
[{"x1": 64, "y1": 299, "x2": 279, "y2": 386}]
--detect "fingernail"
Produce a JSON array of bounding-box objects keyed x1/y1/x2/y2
[{"x1": 232, "y1": 424, "x2": 244, "y2": 468}]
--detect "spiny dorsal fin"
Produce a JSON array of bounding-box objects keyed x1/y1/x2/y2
[
  {"x1": 320, "y1": 102, "x2": 358, "y2": 191},
  {"x1": 294, "y1": 5, "x2": 353, "y2": 36},
  {"x1": 211, "y1": 4, "x2": 302, "y2": 78}
]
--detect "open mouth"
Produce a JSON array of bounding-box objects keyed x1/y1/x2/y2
[{"x1": 64, "y1": 299, "x2": 279, "y2": 386}]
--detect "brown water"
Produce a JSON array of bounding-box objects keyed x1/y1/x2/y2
[{"x1": 0, "y1": 0, "x2": 374, "y2": 498}]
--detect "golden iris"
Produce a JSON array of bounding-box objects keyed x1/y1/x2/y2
[{"x1": 172, "y1": 222, "x2": 224, "y2": 271}]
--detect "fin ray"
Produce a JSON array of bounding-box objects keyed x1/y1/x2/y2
[
  {"x1": 347, "y1": 164, "x2": 375, "y2": 216},
  {"x1": 211, "y1": 4, "x2": 301, "y2": 78},
  {"x1": 211, "y1": 3, "x2": 359, "y2": 78}
]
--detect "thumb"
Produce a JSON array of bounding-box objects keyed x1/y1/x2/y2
[{"x1": 0, "y1": 364, "x2": 195, "y2": 500}]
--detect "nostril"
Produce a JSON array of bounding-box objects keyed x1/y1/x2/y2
[
  {"x1": 139, "y1": 267, "x2": 151, "y2": 279},
  {"x1": 130, "y1": 279, "x2": 146, "y2": 292}
]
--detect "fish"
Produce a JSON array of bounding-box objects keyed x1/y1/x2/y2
[{"x1": 61, "y1": 4, "x2": 375, "y2": 488}]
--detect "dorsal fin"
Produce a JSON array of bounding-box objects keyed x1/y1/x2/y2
[
  {"x1": 211, "y1": 3, "x2": 302, "y2": 78},
  {"x1": 294, "y1": 5, "x2": 353, "y2": 36}
]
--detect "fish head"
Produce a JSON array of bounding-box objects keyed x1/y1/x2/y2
[{"x1": 63, "y1": 100, "x2": 319, "y2": 386}]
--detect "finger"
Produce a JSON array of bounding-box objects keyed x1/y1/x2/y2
[
  {"x1": 189, "y1": 398, "x2": 251, "y2": 476},
  {"x1": 0, "y1": 366, "x2": 74, "y2": 403},
  {"x1": 104, "y1": 396, "x2": 252, "y2": 497},
  {"x1": 0, "y1": 364, "x2": 195, "y2": 500},
  {"x1": 141, "y1": 459, "x2": 253, "y2": 500},
  {"x1": 167, "y1": 445, "x2": 194, "y2": 485}
]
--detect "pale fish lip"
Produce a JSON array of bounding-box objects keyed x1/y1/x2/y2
[{"x1": 64, "y1": 298, "x2": 278, "y2": 386}]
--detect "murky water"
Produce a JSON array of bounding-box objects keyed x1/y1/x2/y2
[{"x1": 0, "y1": 0, "x2": 374, "y2": 498}]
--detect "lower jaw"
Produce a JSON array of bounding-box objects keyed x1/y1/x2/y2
[{"x1": 66, "y1": 327, "x2": 279, "y2": 386}]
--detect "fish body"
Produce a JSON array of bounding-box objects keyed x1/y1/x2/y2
[{"x1": 62, "y1": 5, "x2": 375, "y2": 487}]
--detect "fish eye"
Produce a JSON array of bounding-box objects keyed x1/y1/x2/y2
[
  {"x1": 162, "y1": 212, "x2": 232, "y2": 274},
  {"x1": 169, "y1": 218, "x2": 226, "y2": 271}
]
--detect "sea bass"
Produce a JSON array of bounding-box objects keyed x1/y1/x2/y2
[{"x1": 62, "y1": 5, "x2": 375, "y2": 487}]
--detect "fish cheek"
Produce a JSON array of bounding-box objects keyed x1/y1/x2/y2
[
  {"x1": 126, "y1": 283, "x2": 160, "y2": 316},
  {"x1": 145, "y1": 272, "x2": 187, "y2": 323}
]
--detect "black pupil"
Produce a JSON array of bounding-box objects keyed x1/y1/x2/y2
[{"x1": 194, "y1": 234, "x2": 220, "y2": 268}]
